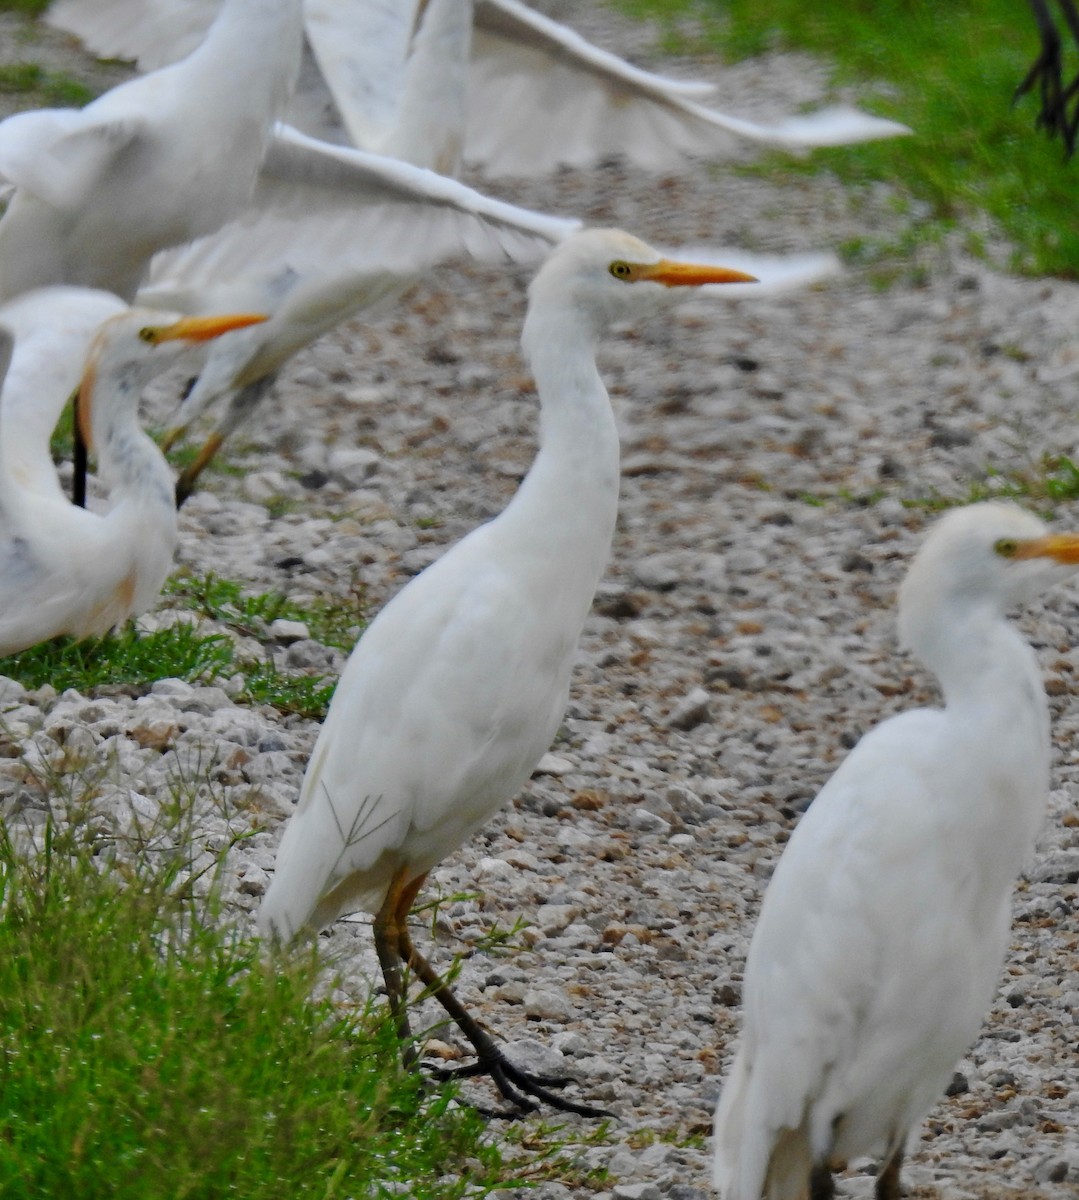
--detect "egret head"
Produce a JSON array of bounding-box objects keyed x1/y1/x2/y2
[
  {"x1": 898, "y1": 501, "x2": 1079, "y2": 654},
  {"x1": 523, "y1": 227, "x2": 757, "y2": 346},
  {"x1": 78, "y1": 310, "x2": 266, "y2": 453}
]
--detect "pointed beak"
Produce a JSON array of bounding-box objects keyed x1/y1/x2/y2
[
  {"x1": 150, "y1": 312, "x2": 268, "y2": 343},
  {"x1": 1015, "y1": 532, "x2": 1079, "y2": 564},
  {"x1": 639, "y1": 259, "x2": 759, "y2": 287}
]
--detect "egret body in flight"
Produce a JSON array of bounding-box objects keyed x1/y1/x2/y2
[
  {"x1": 47, "y1": 0, "x2": 905, "y2": 498},
  {"x1": 48, "y1": 0, "x2": 911, "y2": 172},
  {"x1": 712, "y1": 502, "x2": 1079, "y2": 1200},
  {"x1": 259, "y1": 228, "x2": 757, "y2": 1114},
  {"x1": 0, "y1": 0, "x2": 302, "y2": 301}
]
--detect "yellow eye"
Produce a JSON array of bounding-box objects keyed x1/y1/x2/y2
[
  {"x1": 994, "y1": 537, "x2": 1019, "y2": 558},
  {"x1": 138, "y1": 326, "x2": 160, "y2": 344},
  {"x1": 609, "y1": 260, "x2": 635, "y2": 281}
]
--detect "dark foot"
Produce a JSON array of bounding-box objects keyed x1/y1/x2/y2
[
  {"x1": 426, "y1": 1049, "x2": 611, "y2": 1119},
  {"x1": 810, "y1": 1163, "x2": 836, "y2": 1200},
  {"x1": 874, "y1": 1145, "x2": 904, "y2": 1200}
]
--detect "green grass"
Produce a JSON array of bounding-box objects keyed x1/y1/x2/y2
[
  {"x1": 0, "y1": 0, "x2": 51, "y2": 17},
  {"x1": 910, "y1": 453, "x2": 1079, "y2": 514},
  {"x1": 614, "y1": 0, "x2": 1079, "y2": 277},
  {"x1": 0, "y1": 61, "x2": 94, "y2": 106},
  {"x1": 164, "y1": 571, "x2": 366, "y2": 653},
  {"x1": 0, "y1": 572, "x2": 366, "y2": 719},
  {"x1": 0, "y1": 798, "x2": 523, "y2": 1198},
  {"x1": 789, "y1": 454, "x2": 1079, "y2": 516},
  {"x1": 0, "y1": 623, "x2": 235, "y2": 694}
]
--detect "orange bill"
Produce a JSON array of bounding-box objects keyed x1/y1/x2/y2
[
  {"x1": 1015, "y1": 533, "x2": 1079, "y2": 564},
  {"x1": 151, "y1": 312, "x2": 268, "y2": 343},
  {"x1": 639, "y1": 259, "x2": 759, "y2": 287}
]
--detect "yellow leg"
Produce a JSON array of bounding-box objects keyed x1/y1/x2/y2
[
  {"x1": 393, "y1": 875, "x2": 609, "y2": 1118},
  {"x1": 174, "y1": 431, "x2": 225, "y2": 507}
]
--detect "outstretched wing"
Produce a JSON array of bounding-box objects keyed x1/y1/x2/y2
[
  {"x1": 466, "y1": 0, "x2": 910, "y2": 175},
  {"x1": 145, "y1": 123, "x2": 579, "y2": 294}
]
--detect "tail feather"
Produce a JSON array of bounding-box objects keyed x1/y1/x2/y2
[{"x1": 714, "y1": 1050, "x2": 814, "y2": 1200}]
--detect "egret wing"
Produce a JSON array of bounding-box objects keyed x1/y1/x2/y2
[
  {"x1": 304, "y1": 0, "x2": 419, "y2": 150},
  {"x1": 47, "y1": 0, "x2": 219, "y2": 69},
  {"x1": 0, "y1": 109, "x2": 147, "y2": 210},
  {"x1": 145, "y1": 124, "x2": 579, "y2": 294},
  {"x1": 719, "y1": 709, "x2": 965, "y2": 1191},
  {"x1": 468, "y1": 0, "x2": 909, "y2": 174},
  {"x1": 264, "y1": 528, "x2": 576, "y2": 935}
]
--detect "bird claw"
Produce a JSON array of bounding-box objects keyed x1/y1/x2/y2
[
  {"x1": 423, "y1": 1051, "x2": 611, "y2": 1119},
  {"x1": 427, "y1": 1057, "x2": 569, "y2": 1087}
]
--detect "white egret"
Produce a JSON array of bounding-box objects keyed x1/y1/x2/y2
[
  {"x1": 0, "y1": 287, "x2": 128, "y2": 506},
  {"x1": 712, "y1": 501, "x2": 1079, "y2": 1200},
  {"x1": 136, "y1": 124, "x2": 583, "y2": 501},
  {"x1": 48, "y1": 0, "x2": 911, "y2": 173},
  {"x1": 0, "y1": 0, "x2": 302, "y2": 302},
  {"x1": 140, "y1": 128, "x2": 836, "y2": 503},
  {"x1": 48, "y1": 0, "x2": 880, "y2": 499},
  {"x1": 258, "y1": 228, "x2": 758, "y2": 1115},
  {"x1": 0, "y1": 298, "x2": 265, "y2": 656}
]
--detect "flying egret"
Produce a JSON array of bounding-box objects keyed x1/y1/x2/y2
[
  {"x1": 0, "y1": 296, "x2": 265, "y2": 656},
  {"x1": 140, "y1": 128, "x2": 837, "y2": 504},
  {"x1": 136, "y1": 124, "x2": 583, "y2": 502},
  {"x1": 48, "y1": 0, "x2": 882, "y2": 499},
  {"x1": 258, "y1": 228, "x2": 758, "y2": 1115},
  {"x1": 0, "y1": 0, "x2": 302, "y2": 302},
  {"x1": 712, "y1": 501, "x2": 1079, "y2": 1200},
  {"x1": 48, "y1": 0, "x2": 911, "y2": 174}
]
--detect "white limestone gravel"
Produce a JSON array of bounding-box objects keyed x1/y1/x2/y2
[{"x1": 2, "y1": 5, "x2": 1079, "y2": 1197}]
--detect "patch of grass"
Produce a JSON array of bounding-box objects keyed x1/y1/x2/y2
[
  {"x1": 165, "y1": 571, "x2": 365, "y2": 652},
  {"x1": 0, "y1": 623, "x2": 234, "y2": 694},
  {"x1": 0, "y1": 1, "x2": 51, "y2": 18},
  {"x1": 0, "y1": 61, "x2": 94, "y2": 106},
  {"x1": 907, "y1": 454, "x2": 1079, "y2": 514},
  {"x1": 0, "y1": 572, "x2": 370, "y2": 719},
  {"x1": 238, "y1": 660, "x2": 337, "y2": 720},
  {"x1": 0, "y1": 798, "x2": 522, "y2": 1198},
  {"x1": 614, "y1": 0, "x2": 1079, "y2": 277}
]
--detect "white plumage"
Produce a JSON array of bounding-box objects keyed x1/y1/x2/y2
[
  {"x1": 713, "y1": 501, "x2": 1079, "y2": 1200},
  {"x1": 0, "y1": 0, "x2": 302, "y2": 301},
  {"x1": 46, "y1": 0, "x2": 878, "y2": 497},
  {"x1": 48, "y1": 0, "x2": 910, "y2": 174},
  {"x1": 0, "y1": 293, "x2": 264, "y2": 655},
  {"x1": 259, "y1": 228, "x2": 757, "y2": 1114}
]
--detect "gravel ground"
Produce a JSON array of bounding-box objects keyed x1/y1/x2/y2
[{"x1": 2, "y1": 5, "x2": 1079, "y2": 1198}]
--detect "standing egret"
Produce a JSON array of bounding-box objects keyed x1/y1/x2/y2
[
  {"x1": 712, "y1": 502, "x2": 1079, "y2": 1200},
  {"x1": 0, "y1": 0, "x2": 302, "y2": 302},
  {"x1": 0, "y1": 299, "x2": 265, "y2": 656},
  {"x1": 259, "y1": 228, "x2": 757, "y2": 1115}
]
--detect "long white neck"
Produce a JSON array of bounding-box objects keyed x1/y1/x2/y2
[
  {"x1": 907, "y1": 598, "x2": 1045, "y2": 720},
  {"x1": 89, "y1": 372, "x2": 178, "y2": 605},
  {"x1": 905, "y1": 598, "x2": 1051, "y2": 866},
  {"x1": 487, "y1": 302, "x2": 620, "y2": 609},
  {"x1": 384, "y1": 0, "x2": 473, "y2": 171}
]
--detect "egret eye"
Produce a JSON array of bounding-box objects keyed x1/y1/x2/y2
[
  {"x1": 138, "y1": 326, "x2": 160, "y2": 344},
  {"x1": 994, "y1": 537, "x2": 1019, "y2": 558},
  {"x1": 609, "y1": 260, "x2": 634, "y2": 281}
]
